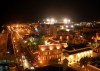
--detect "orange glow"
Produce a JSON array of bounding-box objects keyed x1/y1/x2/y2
[
  {"x1": 49, "y1": 46, "x2": 53, "y2": 50},
  {"x1": 56, "y1": 46, "x2": 60, "y2": 49},
  {"x1": 39, "y1": 60, "x2": 43, "y2": 64},
  {"x1": 41, "y1": 48, "x2": 45, "y2": 51}
]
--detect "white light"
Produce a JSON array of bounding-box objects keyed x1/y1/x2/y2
[
  {"x1": 51, "y1": 18, "x2": 55, "y2": 22},
  {"x1": 63, "y1": 19, "x2": 67, "y2": 23},
  {"x1": 30, "y1": 67, "x2": 35, "y2": 70},
  {"x1": 66, "y1": 25, "x2": 68, "y2": 28},
  {"x1": 51, "y1": 18, "x2": 55, "y2": 24},
  {"x1": 90, "y1": 50, "x2": 92, "y2": 54},
  {"x1": 47, "y1": 19, "x2": 50, "y2": 21},
  {"x1": 7, "y1": 51, "x2": 10, "y2": 54},
  {"x1": 71, "y1": 25, "x2": 74, "y2": 28},
  {"x1": 24, "y1": 41, "x2": 27, "y2": 43},
  {"x1": 46, "y1": 18, "x2": 56, "y2": 24},
  {"x1": 45, "y1": 41, "x2": 48, "y2": 45},
  {"x1": 63, "y1": 18, "x2": 70, "y2": 24},
  {"x1": 80, "y1": 36, "x2": 82, "y2": 37},
  {"x1": 69, "y1": 55, "x2": 73, "y2": 59},
  {"x1": 56, "y1": 46, "x2": 60, "y2": 49},
  {"x1": 22, "y1": 58, "x2": 30, "y2": 69},
  {"x1": 66, "y1": 29, "x2": 70, "y2": 32},
  {"x1": 58, "y1": 59, "x2": 60, "y2": 61}
]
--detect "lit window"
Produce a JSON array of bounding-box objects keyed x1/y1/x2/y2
[
  {"x1": 41, "y1": 48, "x2": 45, "y2": 51},
  {"x1": 49, "y1": 46, "x2": 53, "y2": 50},
  {"x1": 39, "y1": 60, "x2": 43, "y2": 64},
  {"x1": 56, "y1": 46, "x2": 60, "y2": 49}
]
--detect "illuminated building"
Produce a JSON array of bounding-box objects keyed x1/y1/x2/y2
[
  {"x1": 37, "y1": 43, "x2": 67, "y2": 66},
  {"x1": 62, "y1": 47, "x2": 93, "y2": 66}
]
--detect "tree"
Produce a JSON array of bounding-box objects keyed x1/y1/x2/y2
[
  {"x1": 63, "y1": 59, "x2": 68, "y2": 71},
  {"x1": 48, "y1": 59, "x2": 58, "y2": 65},
  {"x1": 24, "y1": 35, "x2": 45, "y2": 51},
  {"x1": 79, "y1": 57, "x2": 91, "y2": 67}
]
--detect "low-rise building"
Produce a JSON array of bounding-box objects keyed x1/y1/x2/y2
[
  {"x1": 37, "y1": 43, "x2": 67, "y2": 67},
  {"x1": 62, "y1": 46, "x2": 93, "y2": 66}
]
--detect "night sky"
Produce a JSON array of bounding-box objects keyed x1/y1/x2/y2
[{"x1": 0, "y1": 0, "x2": 100, "y2": 26}]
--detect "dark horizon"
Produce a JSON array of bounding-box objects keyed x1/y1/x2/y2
[{"x1": 0, "y1": 0, "x2": 100, "y2": 26}]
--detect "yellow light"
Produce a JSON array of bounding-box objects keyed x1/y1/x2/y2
[
  {"x1": 90, "y1": 50, "x2": 92, "y2": 54},
  {"x1": 39, "y1": 60, "x2": 43, "y2": 64},
  {"x1": 87, "y1": 51, "x2": 90, "y2": 54},
  {"x1": 61, "y1": 26, "x2": 64, "y2": 29},
  {"x1": 41, "y1": 48, "x2": 45, "y2": 51},
  {"x1": 69, "y1": 55, "x2": 73, "y2": 59},
  {"x1": 49, "y1": 46, "x2": 53, "y2": 50},
  {"x1": 62, "y1": 43, "x2": 68, "y2": 48},
  {"x1": 45, "y1": 41, "x2": 48, "y2": 45},
  {"x1": 77, "y1": 53, "x2": 80, "y2": 57},
  {"x1": 71, "y1": 25, "x2": 74, "y2": 28},
  {"x1": 56, "y1": 46, "x2": 60, "y2": 49},
  {"x1": 23, "y1": 59, "x2": 29, "y2": 69},
  {"x1": 16, "y1": 24, "x2": 19, "y2": 27},
  {"x1": 66, "y1": 29, "x2": 70, "y2": 32}
]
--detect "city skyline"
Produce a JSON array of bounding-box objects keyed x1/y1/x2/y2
[{"x1": 0, "y1": 0, "x2": 100, "y2": 26}]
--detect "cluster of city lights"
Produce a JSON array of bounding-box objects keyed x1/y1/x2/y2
[
  {"x1": 63, "y1": 18, "x2": 70, "y2": 24},
  {"x1": 45, "y1": 18, "x2": 57, "y2": 24},
  {"x1": 39, "y1": 43, "x2": 67, "y2": 51},
  {"x1": 40, "y1": 45, "x2": 61, "y2": 51},
  {"x1": 67, "y1": 50, "x2": 93, "y2": 65},
  {"x1": 44, "y1": 18, "x2": 71, "y2": 24}
]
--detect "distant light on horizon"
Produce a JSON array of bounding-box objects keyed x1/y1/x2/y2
[
  {"x1": 45, "y1": 18, "x2": 56, "y2": 24},
  {"x1": 63, "y1": 18, "x2": 70, "y2": 24}
]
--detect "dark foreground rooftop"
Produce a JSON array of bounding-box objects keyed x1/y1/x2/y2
[{"x1": 25, "y1": 65, "x2": 76, "y2": 71}]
